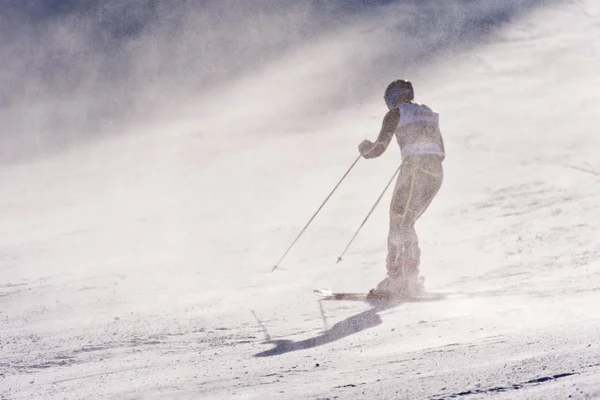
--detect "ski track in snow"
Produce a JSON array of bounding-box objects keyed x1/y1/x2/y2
[{"x1": 2, "y1": 0, "x2": 600, "y2": 399}]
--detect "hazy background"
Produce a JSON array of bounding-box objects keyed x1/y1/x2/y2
[
  {"x1": 1, "y1": 0, "x2": 549, "y2": 163},
  {"x1": 5, "y1": 0, "x2": 600, "y2": 398}
]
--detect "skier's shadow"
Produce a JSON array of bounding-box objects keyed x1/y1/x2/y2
[{"x1": 254, "y1": 300, "x2": 400, "y2": 357}]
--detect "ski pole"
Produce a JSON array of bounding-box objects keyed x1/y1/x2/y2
[
  {"x1": 272, "y1": 154, "x2": 362, "y2": 272},
  {"x1": 336, "y1": 164, "x2": 402, "y2": 263}
]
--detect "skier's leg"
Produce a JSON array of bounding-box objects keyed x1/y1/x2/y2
[
  {"x1": 386, "y1": 163, "x2": 414, "y2": 278},
  {"x1": 398, "y1": 161, "x2": 443, "y2": 279},
  {"x1": 387, "y1": 160, "x2": 422, "y2": 277},
  {"x1": 376, "y1": 158, "x2": 443, "y2": 296},
  {"x1": 387, "y1": 219, "x2": 419, "y2": 277},
  {"x1": 372, "y1": 164, "x2": 417, "y2": 296}
]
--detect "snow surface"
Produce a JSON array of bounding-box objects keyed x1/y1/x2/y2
[{"x1": 1, "y1": 0, "x2": 600, "y2": 399}]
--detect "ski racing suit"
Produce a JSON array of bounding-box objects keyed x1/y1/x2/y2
[{"x1": 359, "y1": 101, "x2": 445, "y2": 281}]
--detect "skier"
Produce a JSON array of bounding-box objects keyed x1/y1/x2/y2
[{"x1": 358, "y1": 79, "x2": 445, "y2": 299}]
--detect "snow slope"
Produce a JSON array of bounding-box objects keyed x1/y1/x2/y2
[{"x1": 2, "y1": 0, "x2": 600, "y2": 399}]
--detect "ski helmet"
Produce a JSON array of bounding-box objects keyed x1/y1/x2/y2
[{"x1": 384, "y1": 79, "x2": 414, "y2": 109}]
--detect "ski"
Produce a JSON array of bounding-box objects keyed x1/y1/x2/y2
[
  {"x1": 313, "y1": 289, "x2": 368, "y2": 301},
  {"x1": 313, "y1": 288, "x2": 447, "y2": 303}
]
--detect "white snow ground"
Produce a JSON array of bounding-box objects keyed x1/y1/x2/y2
[{"x1": 2, "y1": 0, "x2": 600, "y2": 399}]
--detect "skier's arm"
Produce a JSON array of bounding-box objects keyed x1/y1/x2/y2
[{"x1": 358, "y1": 109, "x2": 399, "y2": 159}]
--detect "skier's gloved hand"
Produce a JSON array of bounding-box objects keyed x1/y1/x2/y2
[{"x1": 358, "y1": 139, "x2": 375, "y2": 157}]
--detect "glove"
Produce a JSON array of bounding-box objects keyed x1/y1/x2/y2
[{"x1": 358, "y1": 139, "x2": 374, "y2": 157}]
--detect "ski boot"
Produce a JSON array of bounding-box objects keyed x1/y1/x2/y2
[{"x1": 367, "y1": 275, "x2": 425, "y2": 301}]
